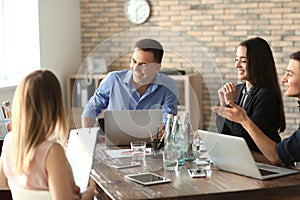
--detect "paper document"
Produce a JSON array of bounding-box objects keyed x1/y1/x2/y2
[
  {"x1": 105, "y1": 148, "x2": 151, "y2": 158},
  {"x1": 66, "y1": 128, "x2": 98, "y2": 191}
]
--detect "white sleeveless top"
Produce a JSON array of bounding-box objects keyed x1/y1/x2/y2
[{"x1": 2, "y1": 132, "x2": 55, "y2": 190}]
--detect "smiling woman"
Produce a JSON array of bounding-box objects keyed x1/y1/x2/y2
[{"x1": 0, "y1": 0, "x2": 40, "y2": 89}]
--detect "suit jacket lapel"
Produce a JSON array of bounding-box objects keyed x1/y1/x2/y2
[{"x1": 243, "y1": 87, "x2": 258, "y2": 110}]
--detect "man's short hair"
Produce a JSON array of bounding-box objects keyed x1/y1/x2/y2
[
  {"x1": 290, "y1": 51, "x2": 300, "y2": 62},
  {"x1": 134, "y1": 38, "x2": 164, "y2": 63}
]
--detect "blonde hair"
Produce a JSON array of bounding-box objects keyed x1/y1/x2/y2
[{"x1": 11, "y1": 69, "x2": 68, "y2": 173}]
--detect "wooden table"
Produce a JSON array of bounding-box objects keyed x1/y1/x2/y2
[{"x1": 90, "y1": 143, "x2": 300, "y2": 200}]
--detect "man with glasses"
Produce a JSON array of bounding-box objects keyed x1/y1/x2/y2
[{"x1": 81, "y1": 38, "x2": 178, "y2": 129}]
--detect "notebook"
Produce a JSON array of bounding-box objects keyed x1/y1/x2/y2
[
  {"x1": 66, "y1": 128, "x2": 98, "y2": 191},
  {"x1": 198, "y1": 130, "x2": 298, "y2": 180},
  {"x1": 104, "y1": 109, "x2": 162, "y2": 146}
]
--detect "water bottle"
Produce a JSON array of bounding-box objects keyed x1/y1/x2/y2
[
  {"x1": 164, "y1": 113, "x2": 174, "y2": 150},
  {"x1": 171, "y1": 115, "x2": 187, "y2": 166},
  {"x1": 192, "y1": 132, "x2": 200, "y2": 159},
  {"x1": 182, "y1": 112, "x2": 194, "y2": 161}
]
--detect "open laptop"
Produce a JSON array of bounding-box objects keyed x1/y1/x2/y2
[
  {"x1": 198, "y1": 130, "x2": 298, "y2": 180},
  {"x1": 66, "y1": 128, "x2": 98, "y2": 191},
  {"x1": 104, "y1": 109, "x2": 162, "y2": 146}
]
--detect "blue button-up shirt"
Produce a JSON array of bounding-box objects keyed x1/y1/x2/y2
[{"x1": 81, "y1": 70, "x2": 178, "y2": 124}]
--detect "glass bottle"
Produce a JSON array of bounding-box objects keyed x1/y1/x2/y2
[
  {"x1": 182, "y1": 112, "x2": 194, "y2": 161},
  {"x1": 192, "y1": 131, "x2": 201, "y2": 162},
  {"x1": 171, "y1": 115, "x2": 187, "y2": 166},
  {"x1": 164, "y1": 113, "x2": 174, "y2": 150}
]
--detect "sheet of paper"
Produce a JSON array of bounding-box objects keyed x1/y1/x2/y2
[
  {"x1": 66, "y1": 128, "x2": 98, "y2": 192},
  {"x1": 105, "y1": 148, "x2": 151, "y2": 158}
]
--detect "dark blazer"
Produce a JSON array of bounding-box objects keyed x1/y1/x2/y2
[{"x1": 216, "y1": 83, "x2": 281, "y2": 152}]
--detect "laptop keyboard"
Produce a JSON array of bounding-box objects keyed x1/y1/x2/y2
[{"x1": 259, "y1": 168, "x2": 279, "y2": 176}]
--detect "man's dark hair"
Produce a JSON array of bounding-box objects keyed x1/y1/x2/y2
[
  {"x1": 290, "y1": 51, "x2": 300, "y2": 62},
  {"x1": 134, "y1": 39, "x2": 164, "y2": 63}
]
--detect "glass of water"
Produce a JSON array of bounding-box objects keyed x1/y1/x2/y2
[{"x1": 130, "y1": 141, "x2": 146, "y2": 161}]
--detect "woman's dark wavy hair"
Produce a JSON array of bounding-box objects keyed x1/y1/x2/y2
[{"x1": 239, "y1": 37, "x2": 285, "y2": 132}]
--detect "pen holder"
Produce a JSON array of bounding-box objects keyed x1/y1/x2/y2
[{"x1": 151, "y1": 139, "x2": 163, "y2": 158}]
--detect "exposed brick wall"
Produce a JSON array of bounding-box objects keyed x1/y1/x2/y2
[{"x1": 80, "y1": 0, "x2": 300, "y2": 137}]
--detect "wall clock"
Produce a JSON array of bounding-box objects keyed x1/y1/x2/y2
[{"x1": 124, "y1": 0, "x2": 150, "y2": 25}]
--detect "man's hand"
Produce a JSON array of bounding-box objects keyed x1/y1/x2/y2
[
  {"x1": 81, "y1": 117, "x2": 95, "y2": 128},
  {"x1": 211, "y1": 100, "x2": 248, "y2": 124}
]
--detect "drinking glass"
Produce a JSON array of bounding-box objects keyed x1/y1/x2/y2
[{"x1": 130, "y1": 141, "x2": 146, "y2": 161}]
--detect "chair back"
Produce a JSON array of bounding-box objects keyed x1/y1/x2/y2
[
  {"x1": 9, "y1": 183, "x2": 51, "y2": 200},
  {"x1": 0, "y1": 190, "x2": 12, "y2": 200}
]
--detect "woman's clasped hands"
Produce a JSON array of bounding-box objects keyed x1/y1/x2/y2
[{"x1": 218, "y1": 82, "x2": 238, "y2": 107}]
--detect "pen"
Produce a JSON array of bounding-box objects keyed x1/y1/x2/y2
[
  {"x1": 149, "y1": 128, "x2": 154, "y2": 141},
  {"x1": 157, "y1": 131, "x2": 165, "y2": 149},
  {"x1": 156, "y1": 125, "x2": 159, "y2": 140},
  {"x1": 159, "y1": 132, "x2": 165, "y2": 143}
]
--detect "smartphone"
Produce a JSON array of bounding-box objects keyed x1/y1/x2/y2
[
  {"x1": 188, "y1": 168, "x2": 206, "y2": 178},
  {"x1": 112, "y1": 162, "x2": 141, "y2": 169},
  {"x1": 124, "y1": 172, "x2": 171, "y2": 185}
]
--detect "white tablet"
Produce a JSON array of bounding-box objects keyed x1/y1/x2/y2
[{"x1": 124, "y1": 172, "x2": 171, "y2": 186}]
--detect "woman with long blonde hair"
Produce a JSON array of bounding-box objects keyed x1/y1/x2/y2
[{"x1": 0, "y1": 69, "x2": 94, "y2": 199}]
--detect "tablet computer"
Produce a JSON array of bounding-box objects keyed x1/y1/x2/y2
[{"x1": 124, "y1": 172, "x2": 171, "y2": 186}]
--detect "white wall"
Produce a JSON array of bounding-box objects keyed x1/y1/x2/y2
[
  {"x1": 0, "y1": 0, "x2": 82, "y2": 106},
  {"x1": 39, "y1": 0, "x2": 82, "y2": 106}
]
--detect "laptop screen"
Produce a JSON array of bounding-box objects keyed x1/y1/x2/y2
[
  {"x1": 104, "y1": 109, "x2": 162, "y2": 146},
  {"x1": 198, "y1": 130, "x2": 298, "y2": 180}
]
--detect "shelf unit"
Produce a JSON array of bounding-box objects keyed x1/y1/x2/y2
[
  {"x1": 66, "y1": 74, "x2": 106, "y2": 129},
  {"x1": 66, "y1": 73, "x2": 203, "y2": 130},
  {"x1": 168, "y1": 73, "x2": 203, "y2": 130}
]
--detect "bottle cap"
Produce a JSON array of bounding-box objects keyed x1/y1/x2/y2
[{"x1": 167, "y1": 113, "x2": 174, "y2": 118}]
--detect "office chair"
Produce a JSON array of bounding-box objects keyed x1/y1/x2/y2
[
  {"x1": 0, "y1": 190, "x2": 12, "y2": 200},
  {"x1": 9, "y1": 183, "x2": 51, "y2": 200}
]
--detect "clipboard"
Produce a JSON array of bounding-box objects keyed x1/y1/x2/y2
[{"x1": 66, "y1": 128, "x2": 98, "y2": 192}]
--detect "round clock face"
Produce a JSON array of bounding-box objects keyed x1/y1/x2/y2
[{"x1": 124, "y1": 0, "x2": 150, "y2": 24}]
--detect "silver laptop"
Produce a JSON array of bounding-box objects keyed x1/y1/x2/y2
[
  {"x1": 198, "y1": 130, "x2": 298, "y2": 180},
  {"x1": 104, "y1": 109, "x2": 162, "y2": 146}
]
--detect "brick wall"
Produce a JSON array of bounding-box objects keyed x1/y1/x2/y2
[{"x1": 80, "y1": 0, "x2": 300, "y2": 137}]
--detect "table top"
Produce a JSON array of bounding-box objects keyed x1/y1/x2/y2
[{"x1": 90, "y1": 143, "x2": 300, "y2": 200}]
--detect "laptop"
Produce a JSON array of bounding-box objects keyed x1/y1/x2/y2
[
  {"x1": 104, "y1": 109, "x2": 162, "y2": 146},
  {"x1": 198, "y1": 130, "x2": 298, "y2": 180},
  {"x1": 66, "y1": 128, "x2": 98, "y2": 191}
]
